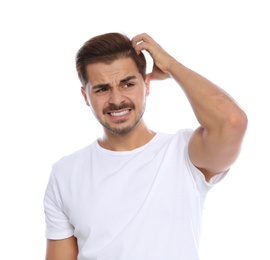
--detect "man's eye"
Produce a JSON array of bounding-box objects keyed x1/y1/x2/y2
[
  {"x1": 123, "y1": 83, "x2": 134, "y2": 88},
  {"x1": 96, "y1": 87, "x2": 108, "y2": 93}
]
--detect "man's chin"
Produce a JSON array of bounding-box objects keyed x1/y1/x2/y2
[
  {"x1": 102, "y1": 121, "x2": 137, "y2": 135},
  {"x1": 107, "y1": 126, "x2": 134, "y2": 135}
]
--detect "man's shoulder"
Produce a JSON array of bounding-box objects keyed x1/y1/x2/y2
[
  {"x1": 164, "y1": 128, "x2": 194, "y2": 144},
  {"x1": 52, "y1": 141, "x2": 95, "y2": 170}
]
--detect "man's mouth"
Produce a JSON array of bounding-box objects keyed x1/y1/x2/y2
[
  {"x1": 104, "y1": 103, "x2": 135, "y2": 116},
  {"x1": 109, "y1": 109, "x2": 131, "y2": 117}
]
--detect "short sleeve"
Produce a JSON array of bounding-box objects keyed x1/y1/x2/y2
[
  {"x1": 181, "y1": 129, "x2": 228, "y2": 195},
  {"x1": 43, "y1": 170, "x2": 74, "y2": 240}
]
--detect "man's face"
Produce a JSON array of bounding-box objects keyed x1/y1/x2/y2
[{"x1": 81, "y1": 57, "x2": 150, "y2": 135}]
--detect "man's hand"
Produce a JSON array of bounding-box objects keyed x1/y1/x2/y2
[{"x1": 131, "y1": 33, "x2": 176, "y2": 81}]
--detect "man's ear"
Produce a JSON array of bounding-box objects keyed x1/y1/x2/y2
[
  {"x1": 145, "y1": 74, "x2": 151, "y2": 96},
  {"x1": 81, "y1": 86, "x2": 90, "y2": 106}
]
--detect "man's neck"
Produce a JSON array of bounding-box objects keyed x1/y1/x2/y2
[{"x1": 98, "y1": 123, "x2": 156, "y2": 151}]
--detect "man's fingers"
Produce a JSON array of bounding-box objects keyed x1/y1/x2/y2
[
  {"x1": 133, "y1": 41, "x2": 149, "y2": 55},
  {"x1": 131, "y1": 33, "x2": 153, "y2": 47},
  {"x1": 132, "y1": 33, "x2": 156, "y2": 55}
]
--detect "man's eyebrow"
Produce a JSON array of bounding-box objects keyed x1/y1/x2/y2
[
  {"x1": 120, "y1": 75, "x2": 137, "y2": 83},
  {"x1": 92, "y1": 76, "x2": 137, "y2": 90}
]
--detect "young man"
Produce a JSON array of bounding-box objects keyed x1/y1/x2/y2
[{"x1": 44, "y1": 32, "x2": 247, "y2": 259}]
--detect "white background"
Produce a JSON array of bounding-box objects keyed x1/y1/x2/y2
[{"x1": 0, "y1": 0, "x2": 269, "y2": 259}]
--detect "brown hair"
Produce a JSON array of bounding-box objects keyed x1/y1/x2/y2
[{"x1": 76, "y1": 32, "x2": 147, "y2": 86}]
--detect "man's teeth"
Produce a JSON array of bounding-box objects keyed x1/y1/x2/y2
[{"x1": 110, "y1": 110, "x2": 129, "y2": 117}]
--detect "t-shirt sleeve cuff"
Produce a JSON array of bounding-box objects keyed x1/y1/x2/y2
[{"x1": 45, "y1": 229, "x2": 74, "y2": 240}]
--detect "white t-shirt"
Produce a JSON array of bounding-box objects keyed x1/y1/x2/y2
[{"x1": 44, "y1": 129, "x2": 226, "y2": 260}]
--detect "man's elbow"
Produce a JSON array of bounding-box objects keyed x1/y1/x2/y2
[{"x1": 229, "y1": 109, "x2": 248, "y2": 136}]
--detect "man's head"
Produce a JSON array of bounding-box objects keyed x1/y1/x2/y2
[
  {"x1": 76, "y1": 32, "x2": 147, "y2": 87},
  {"x1": 76, "y1": 33, "x2": 150, "y2": 136}
]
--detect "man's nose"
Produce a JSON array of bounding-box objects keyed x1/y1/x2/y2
[{"x1": 108, "y1": 87, "x2": 125, "y2": 104}]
